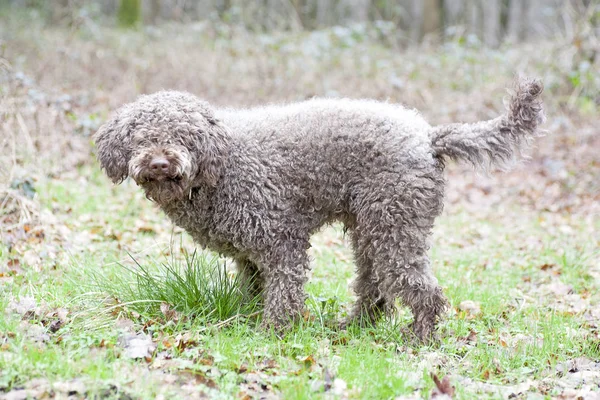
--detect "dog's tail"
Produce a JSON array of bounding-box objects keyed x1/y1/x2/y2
[{"x1": 429, "y1": 78, "x2": 545, "y2": 168}]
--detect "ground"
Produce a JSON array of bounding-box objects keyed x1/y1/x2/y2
[{"x1": 1, "y1": 13, "x2": 599, "y2": 400}]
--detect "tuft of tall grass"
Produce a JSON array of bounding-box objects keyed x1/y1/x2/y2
[{"x1": 91, "y1": 249, "x2": 260, "y2": 324}]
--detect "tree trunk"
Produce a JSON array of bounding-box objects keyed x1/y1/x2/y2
[
  {"x1": 422, "y1": 0, "x2": 442, "y2": 37},
  {"x1": 467, "y1": 0, "x2": 483, "y2": 42},
  {"x1": 149, "y1": 0, "x2": 160, "y2": 24},
  {"x1": 350, "y1": 0, "x2": 370, "y2": 22},
  {"x1": 483, "y1": 0, "x2": 500, "y2": 47},
  {"x1": 506, "y1": 0, "x2": 523, "y2": 41},
  {"x1": 51, "y1": 0, "x2": 69, "y2": 24},
  {"x1": 317, "y1": 0, "x2": 333, "y2": 27},
  {"x1": 444, "y1": 0, "x2": 465, "y2": 29},
  {"x1": 410, "y1": 0, "x2": 423, "y2": 42}
]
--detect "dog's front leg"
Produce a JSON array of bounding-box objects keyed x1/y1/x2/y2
[{"x1": 258, "y1": 245, "x2": 309, "y2": 332}]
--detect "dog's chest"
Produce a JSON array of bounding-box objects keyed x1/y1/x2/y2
[{"x1": 161, "y1": 192, "x2": 241, "y2": 256}]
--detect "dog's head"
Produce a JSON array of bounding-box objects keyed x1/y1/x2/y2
[{"x1": 94, "y1": 91, "x2": 229, "y2": 204}]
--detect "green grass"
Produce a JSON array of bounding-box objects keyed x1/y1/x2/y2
[
  {"x1": 2, "y1": 13, "x2": 599, "y2": 398},
  {"x1": 1, "y1": 175, "x2": 599, "y2": 399},
  {"x1": 88, "y1": 250, "x2": 261, "y2": 323}
]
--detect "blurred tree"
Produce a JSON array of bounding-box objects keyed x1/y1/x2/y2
[
  {"x1": 51, "y1": 0, "x2": 69, "y2": 24},
  {"x1": 4, "y1": 0, "x2": 594, "y2": 48},
  {"x1": 149, "y1": 0, "x2": 160, "y2": 24},
  {"x1": 411, "y1": 0, "x2": 442, "y2": 42},
  {"x1": 483, "y1": 0, "x2": 501, "y2": 47},
  {"x1": 317, "y1": 0, "x2": 334, "y2": 27},
  {"x1": 507, "y1": 0, "x2": 524, "y2": 41},
  {"x1": 117, "y1": 0, "x2": 141, "y2": 28}
]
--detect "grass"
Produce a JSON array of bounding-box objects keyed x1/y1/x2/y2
[
  {"x1": 1, "y1": 14, "x2": 599, "y2": 400},
  {"x1": 89, "y1": 249, "x2": 261, "y2": 323},
  {"x1": 1, "y1": 169, "x2": 598, "y2": 399}
]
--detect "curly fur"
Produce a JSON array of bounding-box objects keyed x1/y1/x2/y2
[{"x1": 95, "y1": 78, "x2": 545, "y2": 341}]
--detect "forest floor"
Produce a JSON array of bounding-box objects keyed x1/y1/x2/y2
[{"x1": 1, "y1": 13, "x2": 599, "y2": 400}]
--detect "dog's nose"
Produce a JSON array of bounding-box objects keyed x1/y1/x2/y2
[{"x1": 149, "y1": 157, "x2": 170, "y2": 174}]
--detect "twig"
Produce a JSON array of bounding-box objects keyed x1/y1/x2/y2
[{"x1": 198, "y1": 311, "x2": 261, "y2": 332}]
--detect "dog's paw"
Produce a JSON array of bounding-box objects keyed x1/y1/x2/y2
[
  {"x1": 402, "y1": 322, "x2": 441, "y2": 347},
  {"x1": 259, "y1": 317, "x2": 293, "y2": 337}
]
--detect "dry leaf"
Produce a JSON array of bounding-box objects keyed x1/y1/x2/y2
[
  {"x1": 458, "y1": 300, "x2": 481, "y2": 317},
  {"x1": 431, "y1": 373, "x2": 455, "y2": 399},
  {"x1": 119, "y1": 332, "x2": 156, "y2": 359},
  {"x1": 7, "y1": 296, "x2": 37, "y2": 317},
  {"x1": 297, "y1": 355, "x2": 316, "y2": 369}
]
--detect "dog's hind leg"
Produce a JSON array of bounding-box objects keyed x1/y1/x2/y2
[
  {"x1": 365, "y1": 229, "x2": 447, "y2": 342},
  {"x1": 382, "y1": 252, "x2": 448, "y2": 342},
  {"x1": 351, "y1": 177, "x2": 448, "y2": 342},
  {"x1": 343, "y1": 231, "x2": 391, "y2": 328}
]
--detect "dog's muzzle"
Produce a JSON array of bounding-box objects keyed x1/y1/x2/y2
[{"x1": 147, "y1": 156, "x2": 174, "y2": 181}]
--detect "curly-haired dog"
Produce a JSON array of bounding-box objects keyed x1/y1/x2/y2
[{"x1": 95, "y1": 78, "x2": 544, "y2": 341}]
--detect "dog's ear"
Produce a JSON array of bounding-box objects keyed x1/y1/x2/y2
[
  {"x1": 193, "y1": 115, "x2": 230, "y2": 187},
  {"x1": 94, "y1": 109, "x2": 134, "y2": 184}
]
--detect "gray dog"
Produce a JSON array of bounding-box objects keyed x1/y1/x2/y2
[{"x1": 95, "y1": 78, "x2": 544, "y2": 341}]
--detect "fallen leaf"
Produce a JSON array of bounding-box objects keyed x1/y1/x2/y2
[
  {"x1": 137, "y1": 225, "x2": 156, "y2": 234},
  {"x1": 7, "y1": 296, "x2": 37, "y2": 317},
  {"x1": 257, "y1": 358, "x2": 278, "y2": 371},
  {"x1": 174, "y1": 332, "x2": 198, "y2": 352},
  {"x1": 53, "y1": 379, "x2": 86, "y2": 396},
  {"x1": 458, "y1": 330, "x2": 477, "y2": 345},
  {"x1": 431, "y1": 373, "x2": 455, "y2": 399},
  {"x1": 297, "y1": 355, "x2": 316, "y2": 369},
  {"x1": 119, "y1": 332, "x2": 156, "y2": 359},
  {"x1": 458, "y1": 300, "x2": 481, "y2": 317},
  {"x1": 546, "y1": 281, "x2": 573, "y2": 296},
  {"x1": 48, "y1": 319, "x2": 62, "y2": 333},
  {"x1": 160, "y1": 302, "x2": 181, "y2": 322},
  {"x1": 6, "y1": 259, "x2": 23, "y2": 274}
]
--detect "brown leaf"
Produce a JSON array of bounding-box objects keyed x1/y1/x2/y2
[
  {"x1": 298, "y1": 355, "x2": 316, "y2": 369},
  {"x1": 48, "y1": 319, "x2": 62, "y2": 333},
  {"x1": 302, "y1": 310, "x2": 312, "y2": 322},
  {"x1": 459, "y1": 329, "x2": 478, "y2": 345},
  {"x1": 137, "y1": 225, "x2": 156, "y2": 234},
  {"x1": 332, "y1": 336, "x2": 349, "y2": 346},
  {"x1": 160, "y1": 302, "x2": 181, "y2": 322},
  {"x1": 431, "y1": 373, "x2": 455, "y2": 399},
  {"x1": 174, "y1": 332, "x2": 198, "y2": 352},
  {"x1": 7, "y1": 258, "x2": 22, "y2": 271},
  {"x1": 258, "y1": 358, "x2": 278, "y2": 371},
  {"x1": 197, "y1": 356, "x2": 214, "y2": 366}
]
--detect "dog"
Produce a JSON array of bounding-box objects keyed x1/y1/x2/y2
[{"x1": 94, "y1": 78, "x2": 544, "y2": 341}]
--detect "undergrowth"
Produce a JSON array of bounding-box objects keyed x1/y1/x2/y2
[{"x1": 89, "y1": 249, "x2": 261, "y2": 323}]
